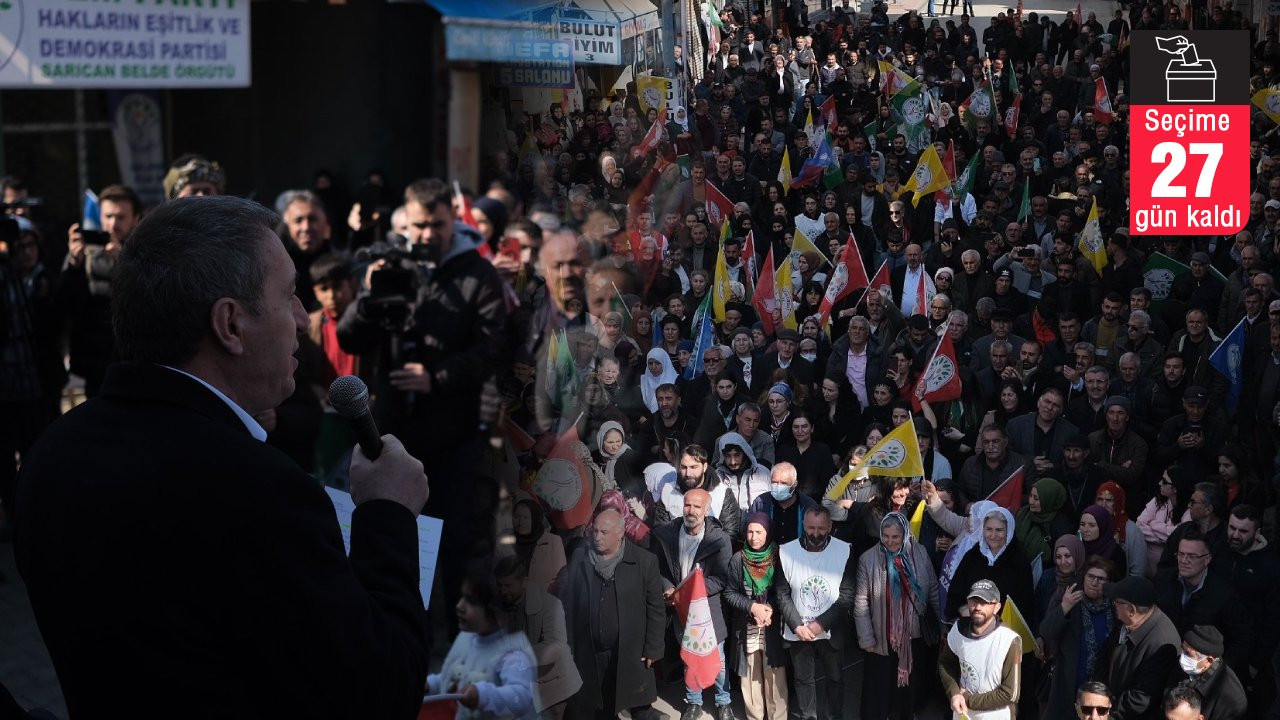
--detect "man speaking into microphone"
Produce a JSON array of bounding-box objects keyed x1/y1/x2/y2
[{"x1": 14, "y1": 197, "x2": 432, "y2": 718}]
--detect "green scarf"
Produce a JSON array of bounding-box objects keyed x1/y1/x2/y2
[
  {"x1": 742, "y1": 543, "x2": 777, "y2": 597},
  {"x1": 1015, "y1": 477, "x2": 1067, "y2": 563}
]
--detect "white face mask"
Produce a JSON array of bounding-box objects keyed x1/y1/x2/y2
[
  {"x1": 801, "y1": 352, "x2": 818, "y2": 363},
  {"x1": 1179, "y1": 653, "x2": 1205, "y2": 675}
]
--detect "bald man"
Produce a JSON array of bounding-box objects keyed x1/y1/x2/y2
[{"x1": 653, "y1": 485, "x2": 734, "y2": 720}]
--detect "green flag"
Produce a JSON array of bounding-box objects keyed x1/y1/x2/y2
[
  {"x1": 1016, "y1": 181, "x2": 1030, "y2": 222},
  {"x1": 707, "y1": 0, "x2": 723, "y2": 27},
  {"x1": 890, "y1": 83, "x2": 928, "y2": 150},
  {"x1": 953, "y1": 154, "x2": 981, "y2": 196},
  {"x1": 547, "y1": 329, "x2": 581, "y2": 412},
  {"x1": 959, "y1": 81, "x2": 995, "y2": 133},
  {"x1": 1142, "y1": 252, "x2": 1191, "y2": 309},
  {"x1": 863, "y1": 120, "x2": 883, "y2": 151}
]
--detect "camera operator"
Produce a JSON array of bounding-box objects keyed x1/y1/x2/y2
[
  {"x1": 57, "y1": 184, "x2": 143, "y2": 397},
  {"x1": 338, "y1": 177, "x2": 508, "y2": 634}
]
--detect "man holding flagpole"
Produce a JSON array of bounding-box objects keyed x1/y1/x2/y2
[{"x1": 653, "y1": 489, "x2": 734, "y2": 720}]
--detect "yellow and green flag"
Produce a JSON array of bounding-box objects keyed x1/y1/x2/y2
[
  {"x1": 1077, "y1": 197, "x2": 1106, "y2": 275},
  {"x1": 903, "y1": 144, "x2": 950, "y2": 207},
  {"x1": 827, "y1": 420, "x2": 925, "y2": 499}
]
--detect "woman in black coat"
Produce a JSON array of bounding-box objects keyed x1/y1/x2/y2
[{"x1": 724, "y1": 512, "x2": 789, "y2": 720}]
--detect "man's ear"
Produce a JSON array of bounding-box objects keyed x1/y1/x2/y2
[{"x1": 209, "y1": 297, "x2": 248, "y2": 356}]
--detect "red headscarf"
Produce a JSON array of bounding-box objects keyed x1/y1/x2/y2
[{"x1": 1097, "y1": 482, "x2": 1129, "y2": 541}]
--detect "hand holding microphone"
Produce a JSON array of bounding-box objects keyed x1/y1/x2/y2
[{"x1": 329, "y1": 375, "x2": 429, "y2": 514}]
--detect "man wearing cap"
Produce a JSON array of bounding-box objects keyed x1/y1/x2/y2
[
  {"x1": 1086, "y1": 395, "x2": 1147, "y2": 508},
  {"x1": 1103, "y1": 576, "x2": 1181, "y2": 720},
  {"x1": 993, "y1": 244, "x2": 1055, "y2": 301},
  {"x1": 938, "y1": 579, "x2": 1023, "y2": 720},
  {"x1": 1152, "y1": 386, "x2": 1225, "y2": 479},
  {"x1": 756, "y1": 328, "x2": 815, "y2": 396},
  {"x1": 1170, "y1": 626, "x2": 1247, "y2": 720},
  {"x1": 1173, "y1": 253, "x2": 1226, "y2": 318},
  {"x1": 990, "y1": 267, "x2": 1030, "y2": 318},
  {"x1": 972, "y1": 308, "x2": 1028, "y2": 373}
]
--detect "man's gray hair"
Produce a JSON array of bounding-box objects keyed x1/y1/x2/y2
[
  {"x1": 113, "y1": 196, "x2": 277, "y2": 367},
  {"x1": 274, "y1": 188, "x2": 326, "y2": 218},
  {"x1": 991, "y1": 340, "x2": 1012, "y2": 356},
  {"x1": 975, "y1": 296, "x2": 996, "y2": 315},
  {"x1": 948, "y1": 309, "x2": 969, "y2": 326},
  {"x1": 1129, "y1": 309, "x2": 1150, "y2": 329}
]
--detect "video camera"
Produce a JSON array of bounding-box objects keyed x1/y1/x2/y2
[{"x1": 353, "y1": 235, "x2": 436, "y2": 331}]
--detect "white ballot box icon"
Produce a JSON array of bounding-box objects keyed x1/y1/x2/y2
[
  {"x1": 1167, "y1": 60, "x2": 1216, "y2": 102},
  {"x1": 1156, "y1": 35, "x2": 1217, "y2": 102}
]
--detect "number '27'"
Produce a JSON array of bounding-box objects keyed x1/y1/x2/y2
[{"x1": 1151, "y1": 142, "x2": 1222, "y2": 198}]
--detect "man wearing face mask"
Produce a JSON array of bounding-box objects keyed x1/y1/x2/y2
[
  {"x1": 1169, "y1": 626, "x2": 1246, "y2": 720},
  {"x1": 748, "y1": 462, "x2": 818, "y2": 546},
  {"x1": 775, "y1": 506, "x2": 856, "y2": 720}
]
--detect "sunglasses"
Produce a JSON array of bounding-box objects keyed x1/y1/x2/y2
[{"x1": 1080, "y1": 707, "x2": 1111, "y2": 716}]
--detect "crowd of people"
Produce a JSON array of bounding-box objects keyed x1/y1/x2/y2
[{"x1": 3, "y1": 0, "x2": 1280, "y2": 719}]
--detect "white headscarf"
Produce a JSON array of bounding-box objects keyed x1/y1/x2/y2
[
  {"x1": 640, "y1": 347, "x2": 678, "y2": 413},
  {"x1": 939, "y1": 499, "x2": 998, "y2": 595},
  {"x1": 977, "y1": 506, "x2": 1016, "y2": 566},
  {"x1": 595, "y1": 420, "x2": 631, "y2": 484}
]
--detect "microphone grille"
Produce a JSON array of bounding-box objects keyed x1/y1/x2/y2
[{"x1": 328, "y1": 375, "x2": 370, "y2": 418}]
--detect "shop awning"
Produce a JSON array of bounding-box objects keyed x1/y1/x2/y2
[{"x1": 566, "y1": 0, "x2": 660, "y2": 39}]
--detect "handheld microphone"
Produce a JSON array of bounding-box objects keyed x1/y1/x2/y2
[{"x1": 328, "y1": 375, "x2": 383, "y2": 460}]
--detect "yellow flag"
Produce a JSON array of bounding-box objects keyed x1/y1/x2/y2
[
  {"x1": 908, "y1": 498, "x2": 926, "y2": 540},
  {"x1": 826, "y1": 420, "x2": 925, "y2": 499},
  {"x1": 902, "y1": 144, "x2": 950, "y2": 207},
  {"x1": 636, "y1": 74, "x2": 671, "y2": 114},
  {"x1": 1000, "y1": 597, "x2": 1039, "y2": 654},
  {"x1": 791, "y1": 228, "x2": 831, "y2": 266},
  {"x1": 775, "y1": 254, "x2": 798, "y2": 330},
  {"x1": 1077, "y1": 197, "x2": 1106, "y2": 275},
  {"x1": 713, "y1": 221, "x2": 731, "y2": 322},
  {"x1": 778, "y1": 147, "x2": 793, "y2": 195},
  {"x1": 1253, "y1": 88, "x2": 1280, "y2": 125}
]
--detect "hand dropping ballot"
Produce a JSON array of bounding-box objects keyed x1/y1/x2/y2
[{"x1": 1130, "y1": 30, "x2": 1249, "y2": 236}]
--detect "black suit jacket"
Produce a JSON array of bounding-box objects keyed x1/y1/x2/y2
[
  {"x1": 14, "y1": 363, "x2": 431, "y2": 718},
  {"x1": 756, "y1": 353, "x2": 815, "y2": 393}
]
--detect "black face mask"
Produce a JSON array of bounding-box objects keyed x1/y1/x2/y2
[{"x1": 802, "y1": 532, "x2": 831, "y2": 551}]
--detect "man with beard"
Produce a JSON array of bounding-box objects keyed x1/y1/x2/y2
[
  {"x1": 939, "y1": 580, "x2": 1023, "y2": 720},
  {"x1": 1059, "y1": 433, "x2": 1102, "y2": 520},
  {"x1": 494, "y1": 556, "x2": 581, "y2": 720},
  {"x1": 560, "y1": 508, "x2": 666, "y2": 720},
  {"x1": 713, "y1": 432, "x2": 772, "y2": 513},
  {"x1": 890, "y1": 243, "x2": 929, "y2": 316},
  {"x1": 1222, "y1": 505, "x2": 1280, "y2": 717},
  {"x1": 638, "y1": 384, "x2": 697, "y2": 463},
  {"x1": 1165, "y1": 309, "x2": 1224, "y2": 396},
  {"x1": 653, "y1": 489, "x2": 734, "y2": 720},
  {"x1": 652, "y1": 445, "x2": 742, "y2": 539},
  {"x1": 973, "y1": 308, "x2": 1027, "y2": 372},
  {"x1": 1136, "y1": 352, "x2": 1187, "y2": 443},
  {"x1": 775, "y1": 506, "x2": 855, "y2": 720},
  {"x1": 1040, "y1": 258, "x2": 1094, "y2": 324}
]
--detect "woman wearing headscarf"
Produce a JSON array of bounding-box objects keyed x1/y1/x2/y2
[
  {"x1": 920, "y1": 481, "x2": 1034, "y2": 622},
  {"x1": 853, "y1": 512, "x2": 940, "y2": 720},
  {"x1": 1014, "y1": 478, "x2": 1072, "y2": 572},
  {"x1": 724, "y1": 513, "x2": 789, "y2": 720},
  {"x1": 639, "y1": 347, "x2": 678, "y2": 414},
  {"x1": 762, "y1": 383, "x2": 797, "y2": 448},
  {"x1": 508, "y1": 497, "x2": 567, "y2": 593},
  {"x1": 1037, "y1": 556, "x2": 1120, "y2": 720},
  {"x1": 1033, "y1": 535, "x2": 1084, "y2": 638},
  {"x1": 1078, "y1": 505, "x2": 1127, "y2": 575},
  {"x1": 1092, "y1": 482, "x2": 1147, "y2": 579},
  {"x1": 595, "y1": 420, "x2": 643, "y2": 501}
]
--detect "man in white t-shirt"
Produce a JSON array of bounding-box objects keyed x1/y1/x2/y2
[{"x1": 938, "y1": 579, "x2": 1023, "y2": 720}]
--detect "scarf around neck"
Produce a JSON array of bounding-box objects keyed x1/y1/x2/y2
[
  {"x1": 590, "y1": 545, "x2": 625, "y2": 581},
  {"x1": 742, "y1": 542, "x2": 778, "y2": 596}
]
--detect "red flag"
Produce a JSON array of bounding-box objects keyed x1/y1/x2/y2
[
  {"x1": 819, "y1": 95, "x2": 838, "y2": 129},
  {"x1": 636, "y1": 108, "x2": 669, "y2": 156},
  {"x1": 912, "y1": 327, "x2": 964, "y2": 411},
  {"x1": 751, "y1": 245, "x2": 778, "y2": 336},
  {"x1": 817, "y1": 235, "x2": 870, "y2": 324},
  {"x1": 533, "y1": 425, "x2": 595, "y2": 530},
  {"x1": 868, "y1": 259, "x2": 891, "y2": 298},
  {"x1": 454, "y1": 182, "x2": 491, "y2": 259},
  {"x1": 986, "y1": 466, "x2": 1025, "y2": 512},
  {"x1": 502, "y1": 417, "x2": 536, "y2": 454},
  {"x1": 671, "y1": 566, "x2": 721, "y2": 690},
  {"x1": 705, "y1": 180, "x2": 734, "y2": 228},
  {"x1": 742, "y1": 229, "x2": 758, "y2": 287},
  {"x1": 1032, "y1": 308, "x2": 1058, "y2": 346},
  {"x1": 1003, "y1": 93, "x2": 1022, "y2": 136},
  {"x1": 942, "y1": 140, "x2": 957, "y2": 182},
  {"x1": 913, "y1": 271, "x2": 935, "y2": 316},
  {"x1": 1094, "y1": 77, "x2": 1114, "y2": 124}
]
